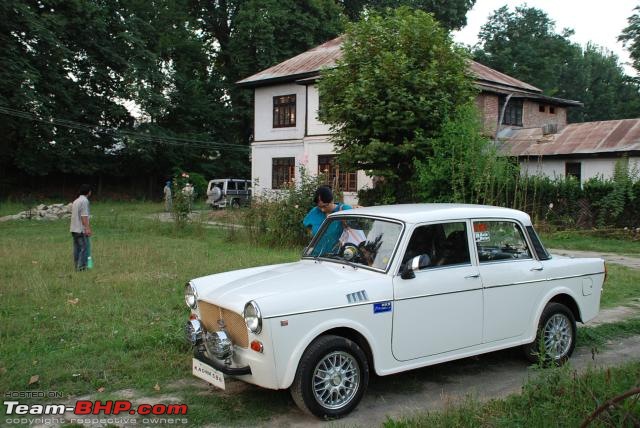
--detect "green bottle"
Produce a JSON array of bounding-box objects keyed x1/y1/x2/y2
[{"x1": 87, "y1": 237, "x2": 94, "y2": 269}]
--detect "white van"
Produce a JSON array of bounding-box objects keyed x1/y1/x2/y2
[{"x1": 206, "y1": 179, "x2": 251, "y2": 208}]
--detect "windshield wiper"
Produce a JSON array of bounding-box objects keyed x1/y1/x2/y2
[{"x1": 324, "y1": 254, "x2": 358, "y2": 270}]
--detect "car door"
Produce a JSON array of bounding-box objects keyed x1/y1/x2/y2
[
  {"x1": 473, "y1": 219, "x2": 547, "y2": 343},
  {"x1": 392, "y1": 221, "x2": 483, "y2": 361}
]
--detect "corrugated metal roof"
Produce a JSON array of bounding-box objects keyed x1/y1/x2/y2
[
  {"x1": 237, "y1": 37, "x2": 344, "y2": 86},
  {"x1": 499, "y1": 119, "x2": 640, "y2": 156},
  {"x1": 237, "y1": 36, "x2": 546, "y2": 96},
  {"x1": 468, "y1": 61, "x2": 540, "y2": 93}
]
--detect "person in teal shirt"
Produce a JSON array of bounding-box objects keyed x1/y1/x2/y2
[{"x1": 303, "y1": 186, "x2": 352, "y2": 236}]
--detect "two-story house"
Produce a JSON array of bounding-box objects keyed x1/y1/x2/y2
[{"x1": 238, "y1": 36, "x2": 618, "y2": 203}]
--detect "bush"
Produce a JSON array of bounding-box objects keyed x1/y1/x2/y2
[
  {"x1": 186, "y1": 172, "x2": 207, "y2": 201},
  {"x1": 240, "y1": 168, "x2": 328, "y2": 247}
]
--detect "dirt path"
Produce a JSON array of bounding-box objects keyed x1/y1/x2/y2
[
  {"x1": 265, "y1": 335, "x2": 640, "y2": 428},
  {"x1": 549, "y1": 248, "x2": 640, "y2": 270}
]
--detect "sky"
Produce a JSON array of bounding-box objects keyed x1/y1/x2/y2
[{"x1": 453, "y1": 0, "x2": 638, "y2": 76}]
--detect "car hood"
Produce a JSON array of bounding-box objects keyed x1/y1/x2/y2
[{"x1": 191, "y1": 260, "x2": 383, "y2": 316}]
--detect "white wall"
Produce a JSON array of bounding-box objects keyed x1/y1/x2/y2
[
  {"x1": 520, "y1": 156, "x2": 640, "y2": 183},
  {"x1": 251, "y1": 136, "x2": 373, "y2": 204},
  {"x1": 307, "y1": 84, "x2": 332, "y2": 136},
  {"x1": 251, "y1": 141, "x2": 304, "y2": 195},
  {"x1": 254, "y1": 83, "x2": 306, "y2": 142}
]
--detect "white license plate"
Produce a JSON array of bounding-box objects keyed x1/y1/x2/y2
[{"x1": 192, "y1": 358, "x2": 225, "y2": 390}]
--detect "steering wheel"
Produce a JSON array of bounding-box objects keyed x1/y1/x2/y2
[{"x1": 340, "y1": 243, "x2": 362, "y2": 262}]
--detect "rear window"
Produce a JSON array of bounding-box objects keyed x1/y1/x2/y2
[{"x1": 526, "y1": 226, "x2": 551, "y2": 260}]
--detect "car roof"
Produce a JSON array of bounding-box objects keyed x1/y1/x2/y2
[{"x1": 330, "y1": 203, "x2": 532, "y2": 225}]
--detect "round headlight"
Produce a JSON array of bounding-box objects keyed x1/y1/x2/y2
[
  {"x1": 185, "y1": 282, "x2": 198, "y2": 309},
  {"x1": 243, "y1": 301, "x2": 262, "y2": 334}
]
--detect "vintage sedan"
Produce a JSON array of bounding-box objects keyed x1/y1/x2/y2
[{"x1": 184, "y1": 204, "x2": 605, "y2": 419}]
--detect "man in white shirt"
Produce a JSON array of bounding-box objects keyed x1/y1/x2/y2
[{"x1": 70, "y1": 184, "x2": 92, "y2": 271}]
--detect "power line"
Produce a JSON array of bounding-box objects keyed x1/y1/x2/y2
[{"x1": 0, "y1": 105, "x2": 250, "y2": 152}]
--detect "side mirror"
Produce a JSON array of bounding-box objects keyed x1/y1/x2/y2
[{"x1": 400, "y1": 255, "x2": 431, "y2": 280}]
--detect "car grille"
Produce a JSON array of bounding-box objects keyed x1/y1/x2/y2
[{"x1": 198, "y1": 301, "x2": 249, "y2": 348}]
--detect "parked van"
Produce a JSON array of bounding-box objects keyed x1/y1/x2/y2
[{"x1": 206, "y1": 179, "x2": 251, "y2": 208}]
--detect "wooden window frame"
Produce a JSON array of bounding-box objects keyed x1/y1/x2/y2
[
  {"x1": 273, "y1": 94, "x2": 296, "y2": 128},
  {"x1": 565, "y1": 162, "x2": 581, "y2": 182},
  {"x1": 318, "y1": 154, "x2": 358, "y2": 192},
  {"x1": 272, "y1": 157, "x2": 295, "y2": 189},
  {"x1": 499, "y1": 97, "x2": 523, "y2": 126}
]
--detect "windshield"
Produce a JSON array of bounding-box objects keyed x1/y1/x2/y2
[{"x1": 303, "y1": 216, "x2": 403, "y2": 271}]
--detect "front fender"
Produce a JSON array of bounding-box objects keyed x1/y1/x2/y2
[{"x1": 274, "y1": 314, "x2": 383, "y2": 389}]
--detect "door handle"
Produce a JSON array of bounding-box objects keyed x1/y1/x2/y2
[
  {"x1": 530, "y1": 266, "x2": 544, "y2": 271},
  {"x1": 465, "y1": 273, "x2": 480, "y2": 279}
]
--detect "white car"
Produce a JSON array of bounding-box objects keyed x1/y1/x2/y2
[{"x1": 184, "y1": 204, "x2": 605, "y2": 419}]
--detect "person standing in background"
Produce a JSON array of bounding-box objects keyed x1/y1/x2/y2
[
  {"x1": 70, "y1": 184, "x2": 92, "y2": 271},
  {"x1": 164, "y1": 180, "x2": 172, "y2": 212}
]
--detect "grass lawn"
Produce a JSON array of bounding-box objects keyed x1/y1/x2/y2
[
  {"x1": 541, "y1": 229, "x2": 640, "y2": 256},
  {"x1": 0, "y1": 202, "x2": 638, "y2": 425},
  {"x1": 0, "y1": 201, "x2": 300, "y2": 424}
]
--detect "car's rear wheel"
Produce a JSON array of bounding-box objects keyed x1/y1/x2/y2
[
  {"x1": 523, "y1": 302, "x2": 576, "y2": 364},
  {"x1": 231, "y1": 199, "x2": 240, "y2": 208},
  {"x1": 290, "y1": 335, "x2": 369, "y2": 419}
]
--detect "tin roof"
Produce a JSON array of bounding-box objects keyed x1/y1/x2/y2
[
  {"x1": 237, "y1": 36, "x2": 543, "y2": 95},
  {"x1": 499, "y1": 119, "x2": 640, "y2": 157},
  {"x1": 237, "y1": 37, "x2": 345, "y2": 86}
]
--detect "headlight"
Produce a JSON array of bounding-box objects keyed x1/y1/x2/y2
[
  {"x1": 243, "y1": 300, "x2": 262, "y2": 334},
  {"x1": 185, "y1": 282, "x2": 198, "y2": 309}
]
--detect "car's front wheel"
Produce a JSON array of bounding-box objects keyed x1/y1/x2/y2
[
  {"x1": 290, "y1": 335, "x2": 369, "y2": 419},
  {"x1": 523, "y1": 302, "x2": 576, "y2": 364}
]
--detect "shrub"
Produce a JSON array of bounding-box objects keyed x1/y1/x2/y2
[{"x1": 240, "y1": 168, "x2": 328, "y2": 247}]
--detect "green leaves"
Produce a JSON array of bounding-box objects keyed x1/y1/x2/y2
[{"x1": 319, "y1": 7, "x2": 474, "y2": 202}]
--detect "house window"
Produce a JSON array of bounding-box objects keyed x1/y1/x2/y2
[
  {"x1": 539, "y1": 104, "x2": 545, "y2": 113},
  {"x1": 272, "y1": 157, "x2": 295, "y2": 189},
  {"x1": 499, "y1": 97, "x2": 523, "y2": 126},
  {"x1": 318, "y1": 155, "x2": 358, "y2": 192},
  {"x1": 273, "y1": 95, "x2": 296, "y2": 128},
  {"x1": 565, "y1": 162, "x2": 581, "y2": 182},
  {"x1": 549, "y1": 106, "x2": 556, "y2": 114}
]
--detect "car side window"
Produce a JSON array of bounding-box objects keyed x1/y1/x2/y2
[
  {"x1": 474, "y1": 221, "x2": 532, "y2": 263},
  {"x1": 402, "y1": 222, "x2": 470, "y2": 270},
  {"x1": 237, "y1": 181, "x2": 246, "y2": 191}
]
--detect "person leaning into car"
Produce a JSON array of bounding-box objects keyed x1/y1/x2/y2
[
  {"x1": 303, "y1": 185, "x2": 352, "y2": 237},
  {"x1": 70, "y1": 184, "x2": 92, "y2": 271}
]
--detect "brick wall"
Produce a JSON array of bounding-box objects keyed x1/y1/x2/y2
[
  {"x1": 475, "y1": 92, "x2": 568, "y2": 135},
  {"x1": 522, "y1": 100, "x2": 567, "y2": 129},
  {"x1": 476, "y1": 93, "x2": 499, "y2": 135}
]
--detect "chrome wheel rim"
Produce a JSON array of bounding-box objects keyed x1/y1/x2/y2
[
  {"x1": 312, "y1": 351, "x2": 360, "y2": 410},
  {"x1": 543, "y1": 313, "x2": 572, "y2": 359}
]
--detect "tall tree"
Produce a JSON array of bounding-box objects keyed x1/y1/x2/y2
[
  {"x1": 318, "y1": 7, "x2": 475, "y2": 203},
  {"x1": 474, "y1": 5, "x2": 640, "y2": 123},
  {"x1": 0, "y1": 0, "x2": 142, "y2": 178},
  {"x1": 191, "y1": 0, "x2": 344, "y2": 146},
  {"x1": 619, "y1": 5, "x2": 640, "y2": 74},
  {"x1": 473, "y1": 6, "x2": 576, "y2": 97},
  {"x1": 340, "y1": 0, "x2": 476, "y2": 30}
]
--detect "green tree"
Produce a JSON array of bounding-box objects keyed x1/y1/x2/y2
[
  {"x1": 619, "y1": 5, "x2": 640, "y2": 74},
  {"x1": 318, "y1": 7, "x2": 475, "y2": 203},
  {"x1": 191, "y1": 0, "x2": 345, "y2": 146},
  {"x1": 474, "y1": 5, "x2": 640, "y2": 123},
  {"x1": 340, "y1": 0, "x2": 476, "y2": 30},
  {"x1": 414, "y1": 105, "x2": 518, "y2": 205},
  {"x1": 473, "y1": 6, "x2": 576, "y2": 97}
]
